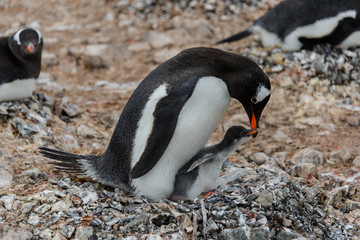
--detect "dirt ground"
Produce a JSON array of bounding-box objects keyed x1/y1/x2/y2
[{"x1": 0, "y1": 0, "x2": 359, "y2": 202}]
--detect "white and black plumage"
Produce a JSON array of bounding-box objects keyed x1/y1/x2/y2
[
  {"x1": 170, "y1": 126, "x2": 258, "y2": 201},
  {"x1": 0, "y1": 27, "x2": 43, "y2": 102},
  {"x1": 217, "y1": 0, "x2": 360, "y2": 50},
  {"x1": 40, "y1": 47, "x2": 271, "y2": 200}
]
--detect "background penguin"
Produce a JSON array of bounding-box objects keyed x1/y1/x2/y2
[
  {"x1": 170, "y1": 126, "x2": 258, "y2": 201},
  {"x1": 40, "y1": 47, "x2": 271, "y2": 200},
  {"x1": 217, "y1": 0, "x2": 360, "y2": 51},
  {"x1": 0, "y1": 27, "x2": 43, "y2": 102}
]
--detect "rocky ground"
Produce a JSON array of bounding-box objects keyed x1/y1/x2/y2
[{"x1": 0, "y1": 0, "x2": 360, "y2": 239}]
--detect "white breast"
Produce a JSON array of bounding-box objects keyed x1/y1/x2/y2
[
  {"x1": 339, "y1": 31, "x2": 360, "y2": 48},
  {"x1": 283, "y1": 10, "x2": 357, "y2": 50},
  {"x1": 0, "y1": 78, "x2": 36, "y2": 102},
  {"x1": 131, "y1": 76, "x2": 231, "y2": 199}
]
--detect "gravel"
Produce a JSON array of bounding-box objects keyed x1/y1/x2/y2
[{"x1": 1, "y1": 0, "x2": 359, "y2": 239}]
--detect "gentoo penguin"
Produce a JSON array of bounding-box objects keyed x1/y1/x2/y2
[
  {"x1": 0, "y1": 27, "x2": 43, "y2": 102},
  {"x1": 40, "y1": 47, "x2": 271, "y2": 199},
  {"x1": 217, "y1": 0, "x2": 360, "y2": 50},
  {"x1": 170, "y1": 126, "x2": 258, "y2": 201}
]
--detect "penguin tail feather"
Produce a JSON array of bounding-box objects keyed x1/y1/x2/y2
[
  {"x1": 39, "y1": 147, "x2": 94, "y2": 175},
  {"x1": 216, "y1": 29, "x2": 253, "y2": 44}
]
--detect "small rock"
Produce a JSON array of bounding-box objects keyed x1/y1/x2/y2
[
  {"x1": 305, "y1": 185, "x2": 321, "y2": 201},
  {"x1": 52, "y1": 231, "x2": 67, "y2": 240},
  {"x1": 149, "y1": 31, "x2": 178, "y2": 49},
  {"x1": 1, "y1": 229, "x2": 32, "y2": 240},
  {"x1": 39, "y1": 229, "x2": 52, "y2": 239},
  {"x1": 0, "y1": 161, "x2": 13, "y2": 188},
  {"x1": 34, "y1": 203, "x2": 51, "y2": 214},
  {"x1": 272, "y1": 129, "x2": 293, "y2": 144},
  {"x1": 206, "y1": 218, "x2": 219, "y2": 233},
  {"x1": 290, "y1": 163, "x2": 318, "y2": 179},
  {"x1": 61, "y1": 97, "x2": 82, "y2": 117},
  {"x1": 81, "y1": 44, "x2": 111, "y2": 68},
  {"x1": 0, "y1": 195, "x2": 14, "y2": 210},
  {"x1": 327, "y1": 185, "x2": 349, "y2": 207},
  {"x1": 251, "y1": 152, "x2": 269, "y2": 166},
  {"x1": 27, "y1": 213, "x2": 40, "y2": 226},
  {"x1": 20, "y1": 168, "x2": 48, "y2": 180},
  {"x1": 255, "y1": 191, "x2": 273, "y2": 208},
  {"x1": 11, "y1": 117, "x2": 39, "y2": 138},
  {"x1": 77, "y1": 124, "x2": 98, "y2": 138},
  {"x1": 298, "y1": 116, "x2": 324, "y2": 126},
  {"x1": 329, "y1": 149, "x2": 353, "y2": 163},
  {"x1": 353, "y1": 156, "x2": 360, "y2": 167},
  {"x1": 289, "y1": 148, "x2": 324, "y2": 166},
  {"x1": 344, "y1": 200, "x2": 360, "y2": 211},
  {"x1": 275, "y1": 228, "x2": 305, "y2": 240},
  {"x1": 74, "y1": 226, "x2": 94, "y2": 240},
  {"x1": 250, "y1": 227, "x2": 270, "y2": 240},
  {"x1": 153, "y1": 48, "x2": 181, "y2": 64},
  {"x1": 80, "y1": 191, "x2": 98, "y2": 204},
  {"x1": 61, "y1": 225, "x2": 75, "y2": 238},
  {"x1": 51, "y1": 200, "x2": 73, "y2": 212},
  {"x1": 220, "y1": 227, "x2": 248, "y2": 240},
  {"x1": 20, "y1": 202, "x2": 34, "y2": 214},
  {"x1": 128, "y1": 42, "x2": 151, "y2": 52},
  {"x1": 42, "y1": 52, "x2": 58, "y2": 66}
]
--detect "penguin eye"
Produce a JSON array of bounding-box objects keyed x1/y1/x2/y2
[{"x1": 251, "y1": 97, "x2": 258, "y2": 104}]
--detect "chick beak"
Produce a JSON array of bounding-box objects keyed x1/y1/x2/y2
[
  {"x1": 246, "y1": 129, "x2": 258, "y2": 137},
  {"x1": 26, "y1": 42, "x2": 35, "y2": 53}
]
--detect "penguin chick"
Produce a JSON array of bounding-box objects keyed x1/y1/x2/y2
[
  {"x1": 217, "y1": 0, "x2": 360, "y2": 50},
  {"x1": 0, "y1": 27, "x2": 43, "y2": 102},
  {"x1": 40, "y1": 47, "x2": 270, "y2": 200},
  {"x1": 170, "y1": 126, "x2": 258, "y2": 201}
]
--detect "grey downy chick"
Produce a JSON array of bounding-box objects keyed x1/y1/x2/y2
[{"x1": 170, "y1": 126, "x2": 257, "y2": 201}]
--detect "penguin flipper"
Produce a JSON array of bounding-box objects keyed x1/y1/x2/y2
[
  {"x1": 39, "y1": 147, "x2": 93, "y2": 175},
  {"x1": 216, "y1": 28, "x2": 253, "y2": 44},
  {"x1": 187, "y1": 153, "x2": 215, "y2": 172},
  {"x1": 131, "y1": 82, "x2": 195, "y2": 179}
]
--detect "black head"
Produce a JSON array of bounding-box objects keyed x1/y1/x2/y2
[
  {"x1": 221, "y1": 126, "x2": 258, "y2": 147},
  {"x1": 220, "y1": 54, "x2": 271, "y2": 137},
  {"x1": 8, "y1": 27, "x2": 43, "y2": 61}
]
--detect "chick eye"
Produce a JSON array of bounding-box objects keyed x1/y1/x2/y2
[{"x1": 251, "y1": 97, "x2": 258, "y2": 104}]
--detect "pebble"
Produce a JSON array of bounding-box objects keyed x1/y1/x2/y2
[
  {"x1": 74, "y1": 226, "x2": 94, "y2": 240},
  {"x1": 250, "y1": 152, "x2": 269, "y2": 166},
  {"x1": 20, "y1": 203, "x2": 34, "y2": 214},
  {"x1": 290, "y1": 163, "x2": 318, "y2": 179},
  {"x1": 255, "y1": 190, "x2": 273, "y2": 208},
  {"x1": 0, "y1": 195, "x2": 14, "y2": 210},
  {"x1": 80, "y1": 44, "x2": 111, "y2": 68},
  {"x1": 289, "y1": 148, "x2": 324, "y2": 166},
  {"x1": 80, "y1": 190, "x2": 99, "y2": 204},
  {"x1": 77, "y1": 124, "x2": 98, "y2": 138},
  {"x1": 0, "y1": 229, "x2": 32, "y2": 240},
  {"x1": 19, "y1": 168, "x2": 48, "y2": 180},
  {"x1": 27, "y1": 213, "x2": 40, "y2": 226},
  {"x1": 220, "y1": 227, "x2": 247, "y2": 240},
  {"x1": 39, "y1": 229, "x2": 52, "y2": 239},
  {"x1": 51, "y1": 200, "x2": 73, "y2": 212}
]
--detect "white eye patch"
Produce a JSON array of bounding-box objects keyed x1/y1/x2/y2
[
  {"x1": 13, "y1": 27, "x2": 42, "y2": 45},
  {"x1": 253, "y1": 85, "x2": 270, "y2": 103}
]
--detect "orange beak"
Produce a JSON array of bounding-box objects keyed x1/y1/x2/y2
[
  {"x1": 251, "y1": 106, "x2": 256, "y2": 130},
  {"x1": 26, "y1": 42, "x2": 35, "y2": 53}
]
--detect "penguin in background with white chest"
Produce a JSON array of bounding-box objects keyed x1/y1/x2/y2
[
  {"x1": 217, "y1": 0, "x2": 360, "y2": 50},
  {"x1": 40, "y1": 47, "x2": 271, "y2": 200},
  {"x1": 0, "y1": 27, "x2": 43, "y2": 102}
]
